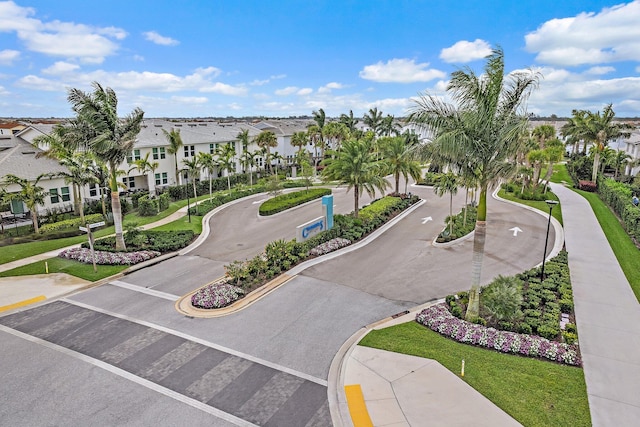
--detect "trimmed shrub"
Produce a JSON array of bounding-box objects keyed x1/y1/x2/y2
[
  {"x1": 259, "y1": 188, "x2": 332, "y2": 216},
  {"x1": 39, "y1": 213, "x2": 105, "y2": 234}
]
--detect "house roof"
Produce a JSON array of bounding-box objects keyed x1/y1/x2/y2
[{"x1": 0, "y1": 134, "x2": 68, "y2": 181}]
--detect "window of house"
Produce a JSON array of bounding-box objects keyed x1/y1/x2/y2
[
  {"x1": 122, "y1": 177, "x2": 135, "y2": 189},
  {"x1": 153, "y1": 147, "x2": 166, "y2": 160},
  {"x1": 50, "y1": 188, "x2": 59, "y2": 204},
  {"x1": 155, "y1": 172, "x2": 168, "y2": 185},
  {"x1": 61, "y1": 187, "x2": 70, "y2": 202},
  {"x1": 89, "y1": 184, "x2": 98, "y2": 197},
  {"x1": 209, "y1": 143, "x2": 218, "y2": 154},
  {"x1": 184, "y1": 145, "x2": 195, "y2": 157},
  {"x1": 127, "y1": 149, "x2": 141, "y2": 163}
]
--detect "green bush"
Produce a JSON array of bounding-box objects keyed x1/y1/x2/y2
[
  {"x1": 537, "y1": 324, "x2": 560, "y2": 340},
  {"x1": 563, "y1": 331, "x2": 578, "y2": 345},
  {"x1": 86, "y1": 230, "x2": 194, "y2": 253},
  {"x1": 559, "y1": 298, "x2": 574, "y2": 313},
  {"x1": 436, "y1": 205, "x2": 477, "y2": 242},
  {"x1": 39, "y1": 213, "x2": 105, "y2": 234},
  {"x1": 480, "y1": 275, "x2": 523, "y2": 325},
  {"x1": 259, "y1": 188, "x2": 332, "y2": 216}
]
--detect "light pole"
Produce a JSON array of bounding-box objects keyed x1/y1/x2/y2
[{"x1": 541, "y1": 199, "x2": 559, "y2": 280}]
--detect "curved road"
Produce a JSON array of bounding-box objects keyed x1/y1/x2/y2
[{"x1": 0, "y1": 184, "x2": 555, "y2": 426}]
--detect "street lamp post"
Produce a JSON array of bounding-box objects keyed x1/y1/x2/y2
[{"x1": 541, "y1": 199, "x2": 559, "y2": 281}]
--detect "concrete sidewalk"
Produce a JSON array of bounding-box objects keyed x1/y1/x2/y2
[
  {"x1": 330, "y1": 303, "x2": 521, "y2": 427},
  {"x1": 551, "y1": 183, "x2": 640, "y2": 426},
  {"x1": 0, "y1": 205, "x2": 189, "y2": 308}
]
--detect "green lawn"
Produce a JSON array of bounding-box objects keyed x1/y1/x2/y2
[
  {"x1": 498, "y1": 189, "x2": 563, "y2": 225},
  {"x1": 360, "y1": 322, "x2": 590, "y2": 427},
  {"x1": 573, "y1": 188, "x2": 640, "y2": 301},
  {"x1": 0, "y1": 195, "x2": 205, "y2": 265},
  {"x1": 0, "y1": 257, "x2": 128, "y2": 281}
]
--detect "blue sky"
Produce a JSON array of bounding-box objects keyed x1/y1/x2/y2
[{"x1": 1, "y1": 0, "x2": 639, "y2": 118}]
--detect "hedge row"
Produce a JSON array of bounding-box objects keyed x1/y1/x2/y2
[
  {"x1": 138, "y1": 193, "x2": 171, "y2": 216},
  {"x1": 39, "y1": 213, "x2": 105, "y2": 234},
  {"x1": 259, "y1": 188, "x2": 332, "y2": 216},
  {"x1": 84, "y1": 230, "x2": 195, "y2": 253},
  {"x1": 598, "y1": 178, "x2": 640, "y2": 239}
]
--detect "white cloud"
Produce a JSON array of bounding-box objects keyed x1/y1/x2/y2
[
  {"x1": 133, "y1": 55, "x2": 145, "y2": 62},
  {"x1": 0, "y1": 1, "x2": 126, "y2": 63},
  {"x1": 360, "y1": 58, "x2": 445, "y2": 83},
  {"x1": 275, "y1": 86, "x2": 299, "y2": 96},
  {"x1": 439, "y1": 39, "x2": 492, "y2": 63},
  {"x1": 143, "y1": 31, "x2": 179, "y2": 46},
  {"x1": 297, "y1": 88, "x2": 313, "y2": 95},
  {"x1": 318, "y1": 82, "x2": 345, "y2": 94},
  {"x1": 171, "y1": 96, "x2": 207, "y2": 104},
  {"x1": 525, "y1": 2, "x2": 640, "y2": 66},
  {"x1": 0, "y1": 49, "x2": 20, "y2": 65},
  {"x1": 16, "y1": 66, "x2": 247, "y2": 96},
  {"x1": 0, "y1": 85, "x2": 9, "y2": 96},
  {"x1": 585, "y1": 66, "x2": 615, "y2": 75},
  {"x1": 42, "y1": 61, "x2": 80, "y2": 75},
  {"x1": 250, "y1": 74, "x2": 286, "y2": 86}
]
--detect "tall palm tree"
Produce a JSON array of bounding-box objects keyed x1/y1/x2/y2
[
  {"x1": 541, "y1": 139, "x2": 564, "y2": 192},
  {"x1": 527, "y1": 149, "x2": 547, "y2": 189},
  {"x1": 239, "y1": 149, "x2": 258, "y2": 186},
  {"x1": 323, "y1": 121, "x2": 349, "y2": 151},
  {"x1": 236, "y1": 129, "x2": 251, "y2": 173},
  {"x1": 67, "y1": 82, "x2": 144, "y2": 251},
  {"x1": 307, "y1": 124, "x2": 323, "y2": 169},
  {"x1": 379, "y1": 114, "x2": 400, "y2": 137},
  {"x1": 408, "y1": 47, "x2": 539, "y2": 320},
  {"x1": 433, "y1": 172, "x2": 460, "y2": 235},
  {"x1": 255, "y1": 130, "x2": 278, "y2": 174},
  {"x1": 129, "y1": 152, "x2": 159, "y2": 189},
  {"x1": 613, "y1": 150, "x2": 632, "y2": 180},
  {"x1": 363, "y1": 107, "x2": 383, "y2": 135},
  {"x1": 579, "y1": 104, "x2": 631, "y2": 182},
  {"x1": 216, "y1": 143, "x2": 236, "y2": 190},
  {"x1": 531, "y1": 124, "x2": 556, "y2": 148},
  {"x1": 290, "y1": 131, "x2": 308, "y2": 156},
  {"x1": 339, "y1": 110, "x2": 359, "y2": 134},
  {"x1": 197, "y1": 152, "x2": 217, "y2": 201},
  {"x1": 378, "y1": 136, "x2": 421, "y2": 193},
  {"x1": 164, "y1": 128, "x2": 184, "y2": 185},
  {"x1": 2, "y1": 174, "x2": 50, "y2": 234},
  {"x1": 182, "y1": 158, "x2": 201, "y2": 214},
  {"x1": 322, "y1": 138, "x2": 389, "y2": 217}
]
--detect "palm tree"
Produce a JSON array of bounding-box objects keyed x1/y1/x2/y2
[
  {"x1": 379, "y1": 114, "x2": 400, "y2": 137},
  {"x1": 561, "y1": 109, "x2": 589, "y2": 155},
  {"x1": 182, "y1": 158, "x2": 201, "y2": 214},
  {"x1": 322, "y1": 138, "x2": 389, "y2": 217},
  {"x1": 239, "y1": 149, "x2": 258, "y2": 186},
  {"x1": 67, "y1": 82, "x2": 144, "y2": 251},
  {"x1": 541, "y1": 139, "x2": 564, "y2": 192},
  {"x1": 532, "y1": 124, "x2": 556, "y2": 148},
  {"x1": 324, "y1": 121, "x2": 349, "y2": 152},
  {"x1": 2, "y1": 174, "x2": 49, "y2": 234},
  {"x1": 527, "y1": 149, "x2": 547, "y2": 189},
  {"x1": 307, "y1": 124, "x2": 323, "y2": 169},
  {"x1": 433, "y1": 172, "x2": 460, "y2": 235},
  {"x1": 164, "y1": 128, "x2": 184, "y2": 185},
  {"x1": 236, "y1": 129, "x2": 251, "y2": 173},
  {"x1": 363, "y1": 107, "x2": 383, "y2": 135},
  {"x1": 129, "y1": 152, "x2": 159, "y2": 190},
  {"x1": 378, "y1": 136, "x2": 421, "y2": 193},
  {"x1": 408, "y1": 47, "x2": 539, "y2": 320},
  {"x1": 216, "y1": 143, "x2": 236, "y2": 190},
  {"x1": 290, "y1": 131, "x2": 308, "y2": 156},
  {"x1": 255, "y1": 130, "x2": 278, "y2": 174},
  {"x1": 197, "y1": 152, "x2": 218, "y2": 201},
  {"x1": 339, "y1": 110, "x2": 359, "y2": 134},
  {"x1": 613, "y1": 150, "x2": 632, "y2": 180},
  {"x1": 580, "y1": 104, "x2": 631, "y2": 182}
]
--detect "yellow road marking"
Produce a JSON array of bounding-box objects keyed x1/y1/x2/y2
[
  {"x1": 345, "y1": 384, "x2": 373, "y2": 427},
  {"x1": 0, "y1": 295, "x2": 46, "y2": 313}
]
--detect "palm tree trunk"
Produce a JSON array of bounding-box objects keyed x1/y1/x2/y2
[
  {"x1": 227, "y1": 174, "x2": 231, "y2": 191},
  {"x1": 465, "y1": 186, "x2": 487, "y2": 321},
  {"x1": 543, "y1": 162, "x2": 554, "y2": 193},
  {"x1": 192, "y1": 180, "x2": 198, "y2": 214},
  {"x1": 463, "y1": 188, "x2": 469, "y2": 226},
  {"x1": 31, "y1": 208, "x2": 39, "y2": 234},
  {"x1": 72, "y1": 183, "x2": 81, "y2": 216},
  {"x1": 449, "y1": 193, "x2": 453, "y2": 235},
  {"x1": 395, "y1": 172, "x2": 400, "y2": 194},
  {"x1": 354, "y1": 186, "x2": 360, "y2": 218},
  {"x1": 592, "y1": 151, "x2": 601, "y2": 182},
  {"x1": 209, "y1": 175, "x2": 213, "y2": 202},
  {"x1": 111, "y1": 191, "x2": 125, "y2": 251}
]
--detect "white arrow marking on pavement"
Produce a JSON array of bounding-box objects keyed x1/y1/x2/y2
[
  {"x1": 421, "y1": 216, "x2": 433, "y2": 224},
  {"x1": 509, "y1": 226, "x2": 523, "y2": 236}
]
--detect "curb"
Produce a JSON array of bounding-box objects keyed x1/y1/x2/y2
[{"x1": 328, "y1": 299, "x2": 443, "y2": 427}]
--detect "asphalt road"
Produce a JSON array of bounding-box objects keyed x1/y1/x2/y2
[{"x1": 0, "y1": 185, "x2": 554, "y2": 426}]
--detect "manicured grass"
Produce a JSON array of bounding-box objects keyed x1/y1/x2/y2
[
  {"x1": 360, "y1": 322, "x2": 590, "y2": 427},
  {"x1": 549, "y1": 163, "x2": 573, "y2": 185},
  {"x1": 152, "y1": 215, "x2": 203, "y2": 233},
  {"x1": 0, "y1": 257, "x2": 127, "y2": 281},
  {"x1": 498, "y1": 189, "x2": 563, "y2": 225},
  {"x1": 573, "y1": 188, "x2": 640, "y2": 301}
]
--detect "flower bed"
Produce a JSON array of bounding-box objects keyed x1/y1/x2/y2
[
  {"x1": 191, "y1": 282, "x2": 245, "y2": 309},
  {"x1": 416, "y1": 303, "x2": 581, "y2": 366},
  {"x1": 309, "y1": 238, "x2": 351, "y2": 256},
  {"x1": 59, "y1": 247, "x2": 161, "y2": 265}
]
